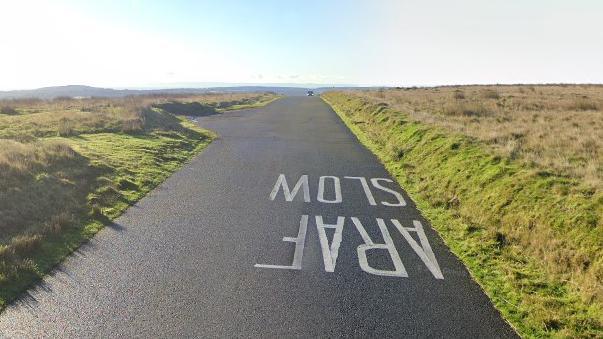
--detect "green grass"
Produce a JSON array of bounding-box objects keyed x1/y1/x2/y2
[
  {"x1": 322, "y1": 92, "x2": 602, "y2": 338},
  {"x1": 0, "y1": 120, "x2": 212, "y2": 309},
  {"x1": 218, "y1": 94, "x2": 281, "y2": 111},
  {"x1": 0, "y1": 93, "x2": 276, "y2": 311}
]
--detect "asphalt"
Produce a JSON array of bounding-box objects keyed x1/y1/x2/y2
[{"x1": 0, "y1": 96, "x2": 517, "y2": 338}]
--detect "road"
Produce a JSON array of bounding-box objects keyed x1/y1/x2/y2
[{"x1": 0, "y1": 96, "x2": 517, "y2": 337}]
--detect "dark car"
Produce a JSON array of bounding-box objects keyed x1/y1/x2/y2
[{"x1": 307, "y1": 90, "x2": 314, "y2": 96}]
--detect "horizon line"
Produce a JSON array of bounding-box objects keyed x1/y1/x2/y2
[{"x1": 2, "y1": 82, "x2": 603, "y2": 93}]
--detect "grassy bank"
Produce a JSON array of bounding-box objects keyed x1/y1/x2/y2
[
  {"x1": 0, "y1": 92, "x2": 278, "y2": 310},
  {"x1": 349, "y1": 86, "x2": 603, "y2": 190},
  {"x1": 322, "y1": 89, "x2": 602, "y2": 337}
]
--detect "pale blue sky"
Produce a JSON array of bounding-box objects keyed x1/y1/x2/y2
[{"x1": 1, "y1": 0, "x2": 602, "y2": 90}]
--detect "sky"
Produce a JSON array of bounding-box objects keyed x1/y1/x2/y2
[{"x1": 0, "y1": 0, "x2": 602, "y2": 90}]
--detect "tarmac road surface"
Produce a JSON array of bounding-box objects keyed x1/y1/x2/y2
[{"x1": 0, "y1": 96, "x2": 517, "y2": 338}]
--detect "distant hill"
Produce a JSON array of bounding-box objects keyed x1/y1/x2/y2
[
  {"x1": 0, "y1": 85, "x2": 124, "y2": 99},
  {"x1": 0, "y1": 85, "x2": 261, "y2": 100},
  {"x1": 0, "y1": 84, "x2": 366, "y2": 100}
]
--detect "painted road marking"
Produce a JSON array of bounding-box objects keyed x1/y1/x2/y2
[
  {"x1": 351, "y1": 217, "x2": 408, "y2": 277},
  {"x1": 254, "y1": 215, "x2": 308, "y2": 270},
  {"x1": 316, "y1": 215, "x2": 345, "y2": 272},
  {"x1": 344, "y1": 176, "x2": 377, "y2": 205},
  {"x1": 270, "y1": 174, "x2": 407, "y2": 206},
  {"x1": 259, "y1": 174, "x2": 442, "y2": 279},
  {"x1": 392, "y1": 219, "x2": 443, "y2": 279},
  {"x1": 317, "y1": 176, "x2": 342, "y2": 203},
  {"x1": 256, "y1": 215, "x2": 444, "y2": 279},
  {"x1": 370, "y1": 178, "x2": 406, "y2": 207},
  {"x1": 269, "y1": 174, "x2": 310, "y2": 202}
]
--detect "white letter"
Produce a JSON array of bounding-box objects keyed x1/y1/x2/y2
[
  {"x1": 269, "y1": 174, "x2": 310, "y2": 202},
  {"x1": 351, "y1": 217, "x2": 407, "y2": 277},
  {"x1": 344, "y1": 176, "x2": 376, "y2": 205},
  {"x1": 317, "y1": 176, "x2": 342, "y2": 203},
  {"x1": 391, "y1": 219, "x2": 443, "y2": 279},
  {"x1": 255, "y1": 215, "x2": 308, "y2": 270},
  {"x1": 370, "y1": 178, "x2": 406, "y2": 207},
  {"x1": 315, "y1": 215, "x2": 345, "y2": 272}
]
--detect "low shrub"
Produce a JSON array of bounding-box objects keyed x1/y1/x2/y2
[
  {"x1": 443, "y1": 102, "x2": 495, "y2": 117},
  {"x1": 453, "y1": 90, "x2": 465, "y2": 99},
  {"x1": 568, "y1": 98, "x2": 600, "y2": 111},
  {"x1": 0, "y1": 106, "x2": 18, "y2": 115},
  {"x1": 481, "y1": 89, "x2": 501, "y2": 99}
]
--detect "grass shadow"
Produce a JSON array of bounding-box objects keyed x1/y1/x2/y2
[{"x1": 154, "y1": 101, "x2": 218, "y2": 117}]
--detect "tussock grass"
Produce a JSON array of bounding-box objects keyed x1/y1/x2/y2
[
  {"x1": 481, "y1": 89, "x2": 501, "y2": 99},
  {"x1": 0, "y1": 92, "x2": 279, "y2": 310},
  {"x1": 349, "y1": 85, "x2": 603, "y2": 190},
  {"x1": 442, "y1": 101, "x2": 496, "y2": 117},
  {"x1": 568, "y1": 98, "x2": 600, "y2": 111},
  {"x1": 452, "y1": 90, "x2": 465, "y2": 100},
  {"x1": 0, "y1": 106, "x2": 18, "y2": 115},
  {"x1": 0, "y1": 93, "x2": 277, "y2": 139},
  {"x1": 322, "y1": 89, "x2": 602, "y2": 337}
]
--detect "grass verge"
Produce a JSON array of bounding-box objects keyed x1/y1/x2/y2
[
  {"x1": 0, "y1": 93, "x2": 278, "y2": 311},
  {"x1": 218, "y1": 94, "x2": 281, "y2": 111},
  {"x1": 322, "y1": 92, "x2": 602, "y2": 338}
]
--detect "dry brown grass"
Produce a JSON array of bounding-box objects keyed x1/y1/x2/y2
[
  {"x1": 351, "y1": 85, "x2": 603, "y2": 190},
  {"x1": 0, "y1": 92, "x2": 274, "y2": 139},
  {"x1": 0, "y1": 139, "x2": 75, "y2": 173},
  {"x1": 0, "y1": 139, "x2": 79, "y2": 240}
]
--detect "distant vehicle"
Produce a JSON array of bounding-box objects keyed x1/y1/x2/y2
[{"x1": 307, "y1": 90, "x2": 314, "y2": 96}]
